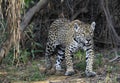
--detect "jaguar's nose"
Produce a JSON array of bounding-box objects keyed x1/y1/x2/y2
[{"x1": 85, "y1": 38, "x2": 91, "y2": 44}]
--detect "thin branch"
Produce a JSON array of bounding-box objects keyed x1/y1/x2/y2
[{"x1": 101, "y1": 0, "x2": 120, "y2": 44}]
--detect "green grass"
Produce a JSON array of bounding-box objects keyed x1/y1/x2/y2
[
  {"x1": 2, "y1": 49, "x2": 30, "y2": 66},
  {"x1": 94, "y1": 53, "x2": 103, "y2": 69},
  {"x1": 0, "y1": 60, "x2": 46, "y2": 82}
]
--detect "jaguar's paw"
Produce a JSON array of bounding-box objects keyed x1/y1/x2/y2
[
  {"x1": 85, "y1": 70, "x2": 96, "y2": 77},
  {"x1": 55, "y1": 65, "x2": 65, "y2": 75},
  {"x1": 65, "y1": 70, "x2": 75, "y2": 76}
]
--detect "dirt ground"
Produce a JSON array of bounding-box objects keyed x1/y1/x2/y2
[{"x1": 0, "y1": 54, "x2": 120, "y2": 83}]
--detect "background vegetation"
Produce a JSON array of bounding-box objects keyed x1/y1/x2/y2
[{"x1": 0, "y1": 0, "x2": 120, "y2": 83}]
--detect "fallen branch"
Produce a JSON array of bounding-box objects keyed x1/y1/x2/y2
[
  {"x1": 109, "y1": 55, "x2": 120, "y2": 62},
  {"x1": 109, "y1": 49, "x2": 120, "y2": 62}
]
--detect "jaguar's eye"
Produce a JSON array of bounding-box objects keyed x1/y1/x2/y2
[
  {"x1": 82, "y1": 33, "x2": 85, "y2": 36},
  {"x1": 89, "y1": 31, "x2": 92, "y2": 35}
]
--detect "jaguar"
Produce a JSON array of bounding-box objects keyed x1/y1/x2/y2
[{"x1": 45, "y1": 18, "x2": 96, "y2": 77}]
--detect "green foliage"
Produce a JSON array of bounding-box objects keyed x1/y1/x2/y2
[
  {"x1": 74, "y1": 51, "x2": 104, "y2": 71},
  {"x1": 1, "y1": 60, "x2": 46, "y2": 82},
  {"x1": 94, "y1": 54, "x2": 103, "y2": 69},
  {"x1": 75, "y1": 50, "x2": 86, "y2": 61},
  {"x1": 18, "y1": 49, "x2": 30, "y2": 64},
  {"x1": 2, "y1": 50, "x2": 14, "y2": 65},
  {"x1": 0, "y1": 19, "x2": 7, "y2": 44},
  {"x1": 74, "y1": 50, "x2": 86, "y2": 71},
  {"x1": 25, "y1": 24, "x2": 43, "y2": 59},
  {"x1": 30, "y1": 72, "x2": 46, "y2": 81},
  {"x1": 75, "y1": 61, "x2": 86, "y2": 71},
  {"x1": 31, "y1": 42, "x2": 43, "y2": 59},
  {"x1": 1, "y1": 20, "x2": 43, "y2": 65},
  {"x1": 24, "y1": 0, "x2": 35, "y2": 8},
  {"x1": 2, "y1": 49, "x2": 30, "y2": 65},
  {"x1": 117, "y1": 51, "x2": 120, "y2": 55},
  {"x1": 106, "y1": 65, "x2": 113, "y2": 73},
  {"x1": 28, "y1": 65, "x2": 46, "y2": 81}
]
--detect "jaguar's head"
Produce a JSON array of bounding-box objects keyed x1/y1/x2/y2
[{"x1": 72, "y1": 20, "x2": 96, "y2": 44}]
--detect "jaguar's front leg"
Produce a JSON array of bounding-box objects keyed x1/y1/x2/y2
[
  {"x1": 64, "y1": 46, "x2": 75, "y2": 76},
  {"x1": 85, "y1": 47, "x2": 96, "y2": 77}
]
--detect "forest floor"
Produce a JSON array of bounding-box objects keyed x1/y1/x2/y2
[{"x1": 0, "y1": 51, "x2": 120, "y2": 83}]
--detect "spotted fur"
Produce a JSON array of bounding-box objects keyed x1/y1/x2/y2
[{"x1": 45, "y1": 18, "x2": 96, "y2": 77}]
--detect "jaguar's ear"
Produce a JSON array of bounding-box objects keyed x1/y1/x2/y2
[
  {"x1": 74, "y1": 23, "x2": 80, "y2": 32},
  {"x1": 91, "y1": 21, "x2": 96, "y2": 30}
]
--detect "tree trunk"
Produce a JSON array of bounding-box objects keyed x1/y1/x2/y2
[{"x1": 0, "y1": 0, "x2": 48, "y2": 62}]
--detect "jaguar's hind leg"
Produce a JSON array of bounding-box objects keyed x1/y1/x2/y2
[
  {"x1": 55, "y1": 46, "x2": 65, "y2": 71},
  {"x1": 45, "y1": 42, "x2": 55, "y2": 70}
]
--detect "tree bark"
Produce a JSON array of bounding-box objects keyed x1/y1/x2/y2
[
  {"x1": 0, "y1": 0, "x2": 48, "y2": 62},
  {"x1": 20, "y1": 0, "x2": 48, "y2": 32}
]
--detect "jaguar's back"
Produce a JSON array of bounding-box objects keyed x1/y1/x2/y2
[{"x1": 48, "y1": 18, "x2": 70, "y2": 46}]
